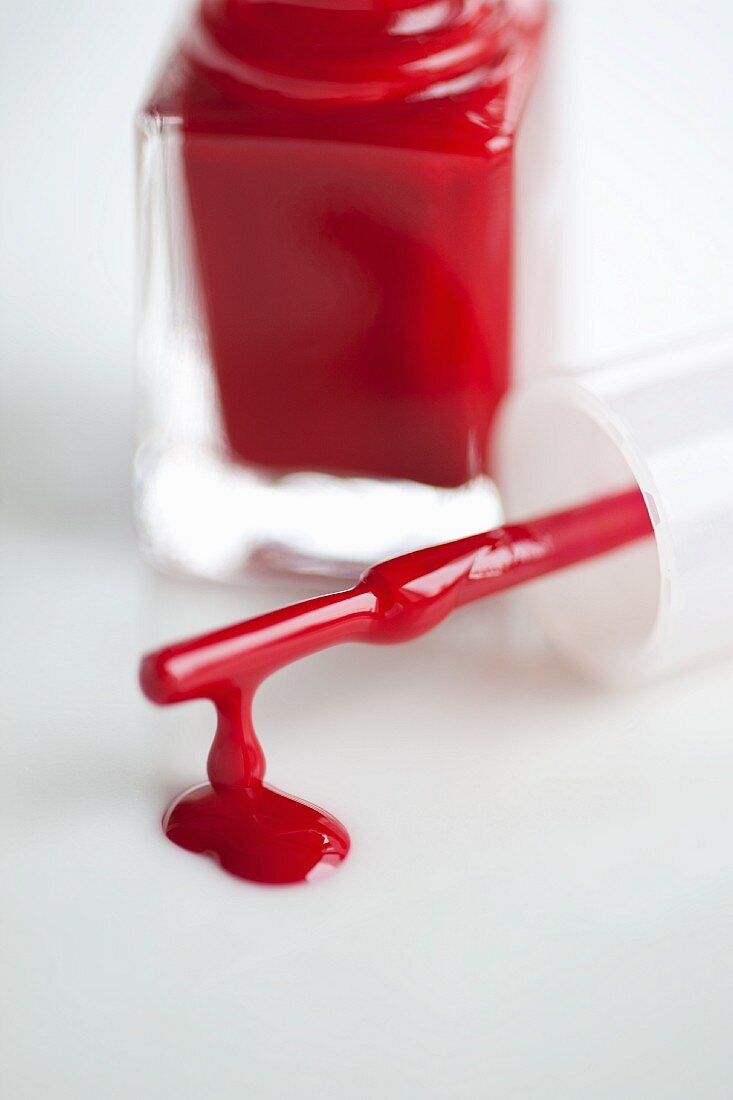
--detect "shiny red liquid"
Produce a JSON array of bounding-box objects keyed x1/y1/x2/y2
[
  {"x1": 140, "y1": 489, "x2": 653, "y2": 885},
  {"x1": 147, "y1": 0, "x2": 547, "y2": 486}
]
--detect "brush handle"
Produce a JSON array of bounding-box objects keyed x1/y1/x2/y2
[{"x1": 140, "y1": 488, "x2": 652, "y2": 704}]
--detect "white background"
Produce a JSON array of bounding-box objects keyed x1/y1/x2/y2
[{"x1": 2, "y1": 2, "x2": 733, "y2": 1097}]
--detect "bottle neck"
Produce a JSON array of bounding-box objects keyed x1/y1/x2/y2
[{"x1": 185, "y1": 0, "x2": 515, "y2": 106}]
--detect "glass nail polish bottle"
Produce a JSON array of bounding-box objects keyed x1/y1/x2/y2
[{"x1": 136, "y1": 0, "x2": 552, "y2": 581}]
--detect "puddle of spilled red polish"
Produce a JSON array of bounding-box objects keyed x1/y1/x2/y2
[
  {"x1": 163, "y1": 782, "x2": 349, "y2": 885},
  {"x1": 141, "y1": 488, "x2": 653, "y2": 886}
]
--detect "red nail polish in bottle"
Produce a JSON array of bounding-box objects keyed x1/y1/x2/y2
[{"x1": 136, "y1": 0, "x2": 552, "y2": 581}]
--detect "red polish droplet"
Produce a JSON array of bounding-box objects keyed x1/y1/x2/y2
[{"x1": 164, "y1": 782, "x2": 349, "y2": 885}]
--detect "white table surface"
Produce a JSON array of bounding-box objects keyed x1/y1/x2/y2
[
  {"x1": 5, "y1": 515, "x2": 733, "y2": 1099},
  {"x1": 3, "y1": 2, "x2": 733, "y2": 1097}
]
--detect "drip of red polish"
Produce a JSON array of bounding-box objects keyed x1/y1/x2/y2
[{"x1": 140, "y1": 488, "x2": 653, "y2": 885}]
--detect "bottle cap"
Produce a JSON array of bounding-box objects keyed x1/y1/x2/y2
[{"x1": 495, "y1": 334, "x2": 733, "y2": 682}]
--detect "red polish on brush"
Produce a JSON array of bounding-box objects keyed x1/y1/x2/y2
[{"x1": 140, "y1": 489, "x2": 652, "y2": 886}]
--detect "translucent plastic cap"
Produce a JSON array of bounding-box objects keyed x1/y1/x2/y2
[{"x1": 495, "y1": 334, "x2": 733, "y2": 682}]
